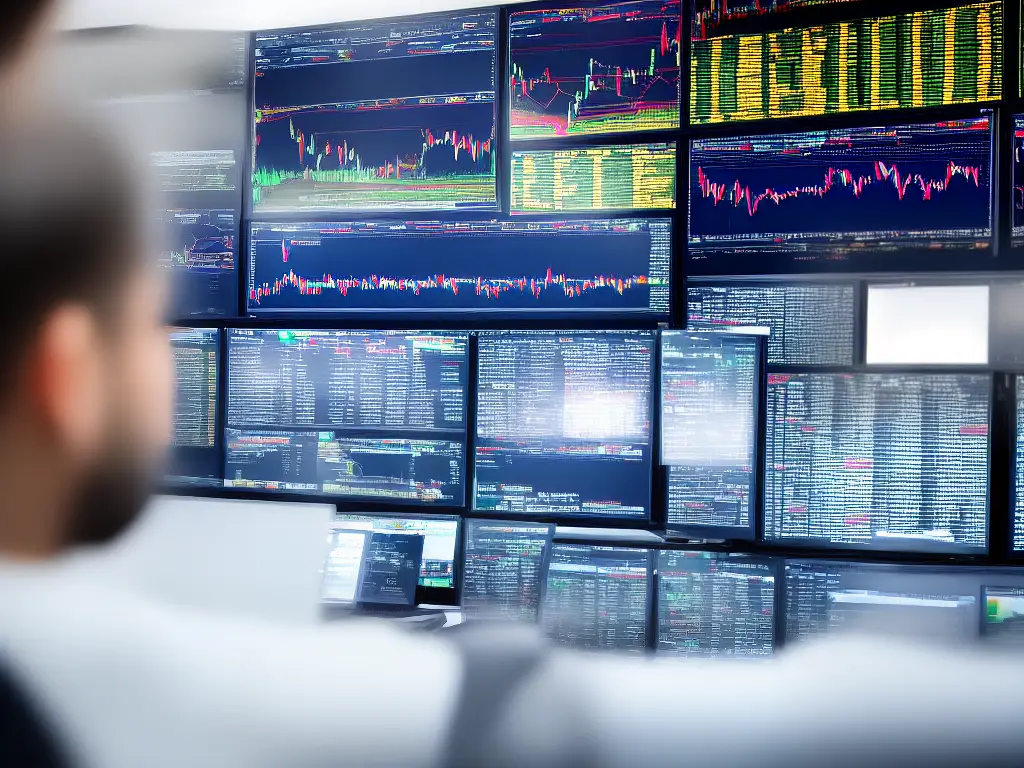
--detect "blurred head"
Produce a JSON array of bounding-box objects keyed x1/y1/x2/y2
[
  {"x1": 0, "y1": 1, "x2": 55, "y2": 74},
  {"x1": 0, "y1": 107, "x2": 173, "y2": 554}
]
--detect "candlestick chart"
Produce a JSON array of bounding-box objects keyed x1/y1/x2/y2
[
  {"x1": 1012, "y1": 115, "x2": 1024, "y2": 245},
  {"x1": 246, "y1": 220, "x2": 671, "y2": 317},
  {"x1": 690, "y1": 1, "x2": 1002, "y2": 124},
  {"x1": 252, "y1": 11, "x2": 497, "y2": 212},
  {"x1": 692, "y1": 0, "x2": 865, "y2": 41},
  {"x1": 688, "y1": 118, "x2": 993, "y2": 274},
  {"x1": 508, "y1": 1, "x2": 681, "y2": 139}
]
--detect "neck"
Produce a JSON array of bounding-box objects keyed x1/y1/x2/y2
[{"x1": 0, "y1": 437, "x2": 69, "y2": 560}]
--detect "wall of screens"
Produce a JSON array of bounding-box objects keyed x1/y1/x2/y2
[{"x1": 149, "y1": 0, "x2": 1024, "y2": 631}]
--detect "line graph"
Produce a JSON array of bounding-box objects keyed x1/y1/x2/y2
[
  {"x1": 509, "y1": 1, "x2": 681, "y2": 138},
  {"x1": 688, "y1": 118, "x2": 992, "y2": 270}
]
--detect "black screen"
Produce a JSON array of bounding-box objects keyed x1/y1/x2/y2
[
  {"x1": 662, "y1": 332, "x2": 759, "y2": 538},
  {"x1": 167, "y1": 328, "x2": 220, "y2": 486},
  {"x1": 765, "y1": 373, "x2": 990, "y2": 553},
  {"x1": 657, "y1": 551, "x2": 775, "y2": 658},
  {"x1": 225, "y1": 330, "x2": 469, "y2": 505},
  {"x1": 252, "y1": 11, "x2": 497, "y2": 213},
  {"x1": 474, "y1": 331, "x2": 655, "y2": 520},
  {"x1": 246, "y1": 219, "x2": 671, "y2": 318},
  {"x1": 462, "y1": 519, "x2": 554, "y2": 622},
  {"x1": 542, "y1": 544, "x2": 650, "y2": 652},
  {"x1": 356, "y1": 532, "x2": 425, "y2": 606}
]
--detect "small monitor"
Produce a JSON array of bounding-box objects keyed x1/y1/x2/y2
[
  {"x1": 661, "y1": 332, "x2": 759, "y2": 540},
  {"x1": 866, "y1": 284, "x2": 989, "y2": 366},
  {"x1": 356, "y1": 533, "x2": 424, "y2": 606},
  {"x1": 225, "y1": 330, "x2": 469, "y2": 505},
  {"x1": 765, "y1": 373, "x2": 991, "y2": 553},
  {"x1": 474, "y1": 330, "x2": 655, "y2": 520},
  {"x1": 252, "y1": 11, "x2": 498, "y2": 214},
  {"x1": 1015, "y1": 377, "x2": 1024, "y2": 551},
  {"x1": 983, "y1": 586, "x2": 1024, "y2": 645},
  {"x1": 542, "y1": 544, "x2": 651, "y2": 652},
  {"x1": 330, "y1": 513, "x2": 459, "y2": 599},
  {"x1": 688, "y1": 117, "x2": 994, "y2": 274},
  {"x1": 686, "y1": 283, "x2": 856, "y2": 367},
  {"x1": 657, "y1": 551, "x2": 775, "y2": 658},
  {"x1": 159, "y1": 209, "x2": 238, "y2": 319},
  {"x1": 246, "y1": 219, "x2": 671, "y2": 319},
  {"x1": 166, "y1": 328, "x2": 220, "y2": 487},
  {"x1": 785, "y1": 561, "x2": 978, "y2": 645},
  {"x1": 462, "y1": 519, "x2": 555, "y2": 622},
  {"x1": 508, "y1": 1, "x2": 682, "y2": 139}
]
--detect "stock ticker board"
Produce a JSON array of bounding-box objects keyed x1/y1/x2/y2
[
  {"x1": 690, "y1": 0, "x2": 1002, "y2": 125},
  {"x1": 252, "y1": 11, "x2": 498, "y2": 213},
  {"x1": 509, "y1": 1, "x2": 682, "y2": 139},
  {"x1": 246, "y1": 220, "x2": 671, "y2": 318},
  {"x1": 688, "y1": 117, "x2": 993, "y2": 273}
]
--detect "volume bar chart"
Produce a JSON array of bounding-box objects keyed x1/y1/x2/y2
[
  {"x1": 688, "y1": 117, "x2": 993, "y2": 274},
  {"x1": 247, "y1": 220, "x2": 671, "y2": 316}
]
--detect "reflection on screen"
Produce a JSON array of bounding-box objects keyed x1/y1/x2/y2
[
  {"x1": 542, "y1": 544, "x2": 650, "y2": 652},
  {"x1": 662, "y1": 333, "x2": 758, "y2": 536},
  {"x1": 765, "y1": 373, "x2": 990, "y2": 552},
  {"x1": 321, "y1": 531, "x2": 366, "y2": 603},
  {"x1": 331, "y1": 514, "x2": 458, "y2": 589},
  {"x1": 225, "y1": 330, "x2": 469, "y2": 504},
  {"x1": 474, "y1": 331, "x2": 654, "y2": 520}
]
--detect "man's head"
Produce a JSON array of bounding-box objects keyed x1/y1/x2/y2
[{"x1": 0, "y1": 108, "x2": 173, "y2": 556}]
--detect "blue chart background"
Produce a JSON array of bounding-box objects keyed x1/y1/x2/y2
[
  {"x1": 247, "y1": 221, "x2": 669, "y2": 316},
  {"x1": 689, "y1": 120, "x2": 993, "y2": 273}
]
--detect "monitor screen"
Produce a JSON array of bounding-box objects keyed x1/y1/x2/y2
[
  {"x1": 662, "y1": 332, "x2": 759, "y2": 538},
  {"x1": 356, "y1": 532, "x2": 424, "y2": 606},
  {"x1": 542, "y1": 544, "x2": 650, "y2": 652},
  {"x1": 252, "y1": 11, "x2": 498, "y2": 214},
  {"x1": 159, "y1": 209, "x2": 238, "y2": 318},
  {"x1": 322, "y1": 530, "x2": 367, "y2": 603},
  {"x1": 1013, "y1": 115, "x2": 1024, "y2": 248},
  {"x1": 657, "y1": 551, "x2": 775, "y2": 658},
  {"x1": 765, "y1": 373, "x2": 991, "y2": 553},
  {"x1": 475, "y1": 331, "x2": 655, "y2": 520},
  {"x1": 167, "y1": 328, "x2": 220, "y2": 487},
  {"x1": 687, "y1": 283, "x2": 857, "y2": 366},
  {"x1": 1016, "y1": 377, "x2": 1024, "y2": 551},
  {"x1": 866, "y1": 284, "x2": 989, "y2": 366},
  {"x1": 330, "y1": 514, "x2": 458, "y2": 591},
  {"x1": 785, "y1": 561, "x2": 978, "y2": 645},
  {"x1": 246, "y1": 219, "x2": 671, "y2": 318},
  {"x1": 511, "y1": 142, "x2": 676, "y2": 213},
  {"x1": 688, "y1": 117, "x2": 993, "y2": 274},
  {"x1": 983, "y1": 586, "x2": 1024, "y2": 645},
  {"x1": 508, "y1": 1, "x2": 682, "y2": 139},
  {"x1": 462, "y1": 519, "x2": 555, "y2": 622},
  {"x1": 225, "y1": 330, "x2": 469, "y2": 505},
  {"x1": 690, "y1": 2, "x2": 1001, "y2": 125}
]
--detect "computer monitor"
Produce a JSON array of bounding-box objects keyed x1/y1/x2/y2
[
  {"x1": 690, "y1": 6, "x2": 1000, "y2": 125},
  {"x1": 329, "y1": 513, "x2": 459, "y2": 603},
  {"x1": 661, "y1": 332, "x2": 760, "y2": 540},
  {"x1": 1013, "y1": 115, "x2": 1024, "y2": 249},
  {"x1": 785, "y1": 561, "x2": 979, "y2": 646},
  {"x1": 224, "y1": 330, "x2": 469, "y2": 505},
  {"x1": 1015, "y1": 376, "x2": 1024, "y2": 552},
  {"x1": 688, "y1": 117, "x2": 994, "y2": 275},
  {"x1": 686, "y1": 282, "x2": 857, "y2": 367},
  {"x1": 246, "y1": 219, "x2": 672, "y2": 319},
  {"x1": 474, "y1": 330, "x2": 655, "y2": 520},
  {"x1": 765, "y1": 373, "x2": 991, "y2": 553},
  {"x1": 159, "y1": 209, "x2": 238, "y2": 318},
  {"x1": 657, "y1": 550, "x2": 775, "y2": 658},
  {"x1": 166, "y1": 328, "x2": 220, "y2": 487},
  {"x1": 982, "y1": 586, "x2": 1024, "y2": 645},
  {"x1": 508, "y1": 1, "x2": 682, "y2": 139},
  {"x1": 462, "y1": 519, "x2": 555, "y2": 622},
  {"x1": 252, "y1": 11, "x2": 498, "y2": 214},
  {"x1": 542, "y1": 544, "x2": 651, "y2": 652},
  {"x1": 511, "y1": 142, "x2": 676, "y2": 213},
  {"x1": 321, "y1": 530, "x2": 424, "y2": 606}
]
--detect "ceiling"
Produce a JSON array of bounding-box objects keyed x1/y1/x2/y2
[{"x1": 57, "y1": 0, "x2": 531, "y2": 30}]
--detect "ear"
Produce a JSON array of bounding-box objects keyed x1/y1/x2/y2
[{"x1": 27, "y1": 305, "x2": 106, "y2": 461}]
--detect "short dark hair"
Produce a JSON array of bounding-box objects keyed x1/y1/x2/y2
[
  {"x1": 0, "y1": 106, "x2": 141, "y2": 388},
  {"x1": 0, "y1": 2, "x2": 53, "y2": 60}
]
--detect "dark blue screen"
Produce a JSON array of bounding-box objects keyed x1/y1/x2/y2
[
  {"x1": 167, "y1": 328, "x2": 221, "y2": 487},
  {"x1": 357, "y1": 532, "x2": 424, "y2": 606},
  {"x1": 246, "y1": 219, "x2": 670, "y2": 317}
]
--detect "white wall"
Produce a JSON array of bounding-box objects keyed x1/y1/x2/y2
[{"x1": 57, "y1": 0, "x2": 532, "y2": 30}]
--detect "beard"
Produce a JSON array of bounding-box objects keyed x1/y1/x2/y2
[{"x1": 63, "y1": 438, "x2": 158, "y2": 547}]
